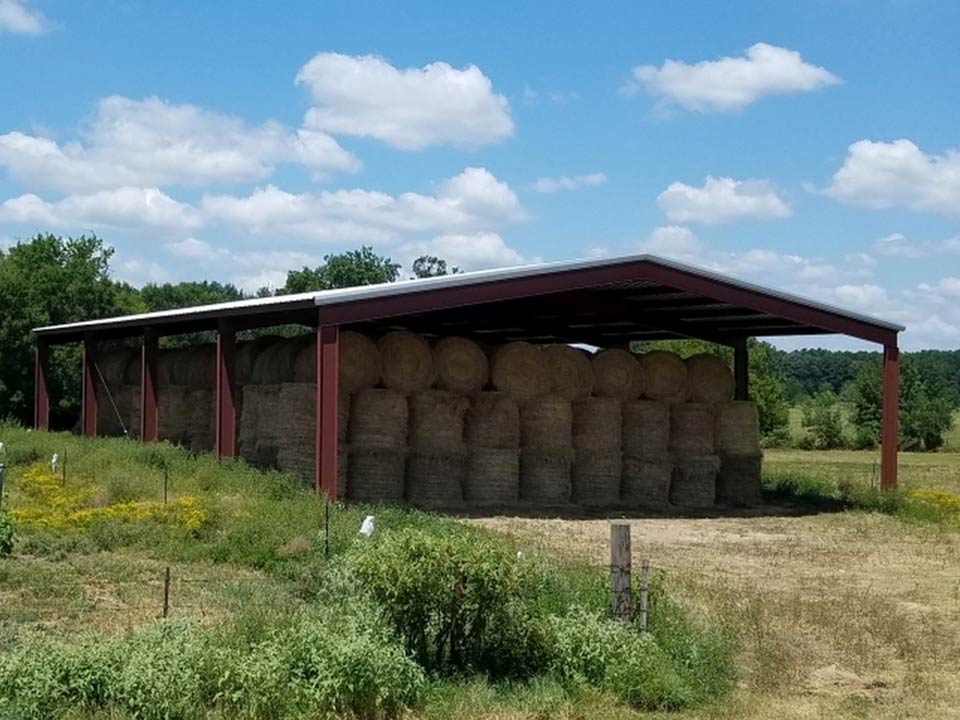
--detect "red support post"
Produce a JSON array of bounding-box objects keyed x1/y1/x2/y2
[
  {"x1": 81, "y1": 338, "x2": 98, "y2": 437},
  {"x1": 34, "y1": 340, "x2": 50, "y2": 430},
  {"x1": 215, "y1": 322, "x2": 237, "y2": 459},
  {"x1": 733, "y1": 337, "x2": 749, "y2": 401},
  {"x1": 880, "y1": 344, "x2": 900, "y2": 491},
  {"x1": 140, "y1": 331, "x2": 159, "y2": 442},
  {"x1": 315, "y1": 324, "x2": 339, "y2": 498}
]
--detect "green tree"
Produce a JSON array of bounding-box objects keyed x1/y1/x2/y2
[
  {"x1": 140, "y1": 280, "x2": 243, "y2": 312},
  {"x1": 850, "y1": 355, "x2": 955, "y2": 451},
  {"x1": 801, "y1": 388, "x2": 847, "y2": 449},
  {"x1": 282, "y1": 246, "x2": 401, "y2": 294},
  {"x1": 0, "y1": 234, "x2": 143, "y2": 426},
  {"x1": 411, "y1": 255, "x2": 460, "y2": 278}
]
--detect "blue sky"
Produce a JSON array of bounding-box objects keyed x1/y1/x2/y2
[{"x1": 1, "y1": 0, "x2": 958, "y2": 350}]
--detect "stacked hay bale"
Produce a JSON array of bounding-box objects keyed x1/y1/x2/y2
[
  {"x1": 715, "y1": 401, "x2": 762, "y2": 506},
  {"x1": 464, "y1": 392, "x2": 520, "y2": 506},
  {"x1": 669, "y1": 402, "x2": 719, "y2": 508},
  {"x1": 407, "y1": 390, "x2": 469, "y2": 509},
  {"x1": 572, "y1": 397, "x2": 621, "y2": 506},
  {"x1": 348, "y1": 388, "x2": 408, "y2": 503},
  {"x1": 519, "y1": 395, "x2": 574, "y2": 505},
  {"x1": 622, "y1": 400, "x2": 672, "y2": 508}
]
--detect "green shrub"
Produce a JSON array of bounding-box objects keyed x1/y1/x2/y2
[
  {"x1": 0, "y1": 512, "x2": 13, "y2": 556},
  {"x1": 346, "y1": 526, "x2": 545, "y2": 679}
]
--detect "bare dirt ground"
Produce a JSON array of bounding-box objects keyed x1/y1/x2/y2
[{"x1": 473, "y1": 507, "x2": 960, "y2": 719}]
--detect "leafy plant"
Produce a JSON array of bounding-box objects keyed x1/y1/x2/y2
[{"x1": 0, "y1": 512, "x2": 13, "y2": 557}]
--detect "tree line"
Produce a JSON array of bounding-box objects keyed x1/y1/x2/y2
[{"x1": 0, "y1": 234, "x2": 955, "y2": 450}]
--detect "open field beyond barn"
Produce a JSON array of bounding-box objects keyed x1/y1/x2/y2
[{"x1": 2, "y1": 428, "x2": 960, "y2": 719}]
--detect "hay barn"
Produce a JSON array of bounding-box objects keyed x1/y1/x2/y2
[{"x1": 31, "y1": 254, "x2": 904, "y2": 510}]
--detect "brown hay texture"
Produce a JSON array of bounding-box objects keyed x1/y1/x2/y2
[
  {"x1": 156, "y1": 349, "x2": 179, "y2": 387},
  {"x1": 573, "y1": 397, "x2": 622, "y2": 452},
  {"x1": 236, "y1": 336, "x2": 284, "y2": 385},
  {"x1": 717, "y1": 454, "x2": 762, "y2": 507},
  {"x1": 97, "y1": 385, "x2": 140, "y2": 437},
  {"x1": 433, "y1": 336, "x2": 488, "y2": 394},
  {"x1": 252, "y1": 337, "x2": 305, "y2": 384},
  {"x1": 406, "y1": 451, "x2": 465, "y2": 509},
  {"x1": 348, "y1": 388, "x2": 408, "y2": 448},
  {"x1": 272, "y1": 383, "x2": 316, "y2": 480},
  {"x1": 572, "y1": 451, "x2": 622, "y2": 507},
  {"x1": 669, "y1": 402, "x2": 716, "y2": 456},
  {"x1": 97, "y1": 348, "x2": 139, "y2": 388},
  {"x1": 519, "y1": 450, "x2": 572, "y2": 504},
  {"x1": 685, "y1": 353, "x2": 735, "y2": 403},
  {"x1": 640, "y1": 350, "x2": 687, "y2": 402},
  {"x1": 622, "y1": 400, "x2": 670, "y2": 459},
  {"x1": 520, "y1": 397, "x2": 573, "y2": 452},
  {"x1": 464, "y1": 448, "x2": 520, "y2": 506},
  {"x1": 172, "y1": 345, "x2": 216, "y2": 387},
  {"x1": 348, "y1": 446, "x2": 406, "y2": 503},
  {"x1": 289, "y1": 335, "x2": 319, "y2": 383},
  {"x1": 408, "y1": 390, "x2": 469, "y2": 453},
  {"x1": 671, "y1": 455, "x2": 720, "y2": 508},
  {"x1": 591, "y1": 349, "x2": 644, "y2": 401},
  {"x1": 155, "y1": 386, "x2": 214, "y2": 451},
  {"x1": 490, "y1": 341, "x2": 548, "y2": 400},
  {"x1": 378, "y1": 331, "x2": 435, "y2": 393},
  {"x1": 543, "y1": 344, "x2": 594, "y2": 400},
  {"x1": 338, "y1": 330, "x2": 382, "y2": 395},
  {"x1": 237, "y1": 385, "x2": 275, "y2": 469},
  {"x1": 464, "y1": 392, "x2": 520, "y2": 449},
  {"x1": 622, "y1": 457, "x2": 673, "y2": 508},
  {"x1": 715, "y1": 401, "x2": 761, "y2": 455}
]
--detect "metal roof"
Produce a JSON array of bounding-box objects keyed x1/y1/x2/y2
[{"x1": 33, "y1": 253, "x2": 903, "y2": 347}]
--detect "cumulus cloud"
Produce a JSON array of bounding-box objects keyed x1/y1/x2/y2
[
  {"x1": 166, "y1": 237, "x2": 225, "y2": 262},
  {"x1": 822, "y1": 139, "x2": 960, "y2": 216},
  {"x1": 296, "y1": 53, "x2": 513, "y2": 150},
  {"x1": 625, "y1": 43, "x2": 840, "y2": 113},
  {"x1": 657, "y1": 176, "x2": 791, "y2": 224},
  {"x1": 0, "y1": 96, "x2": 359, "y2": 193},
  {"x1": 397, "y1": 232, "x2": 529, "y2": 272},
  {"x1": 0, "y1": 0, "x2": 48, "y2": 35},
  {"x1": 527, "y1": 172, "x2": 607, "y2": 194}
]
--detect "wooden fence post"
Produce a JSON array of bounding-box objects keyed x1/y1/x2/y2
[{"x1": 610, "y1": 521, "x2": 632, "y2": 622}]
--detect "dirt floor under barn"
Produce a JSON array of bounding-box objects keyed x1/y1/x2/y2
[{"x1": 471, "y1": 507, "x2": 960, "y2": 719}]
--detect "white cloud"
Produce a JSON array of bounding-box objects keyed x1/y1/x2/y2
[
  {"x1": 639, "y1": 225, "x2": 705, "y2": 258},
  {"x1": 0, "y1": 0, "x2": 48, "y2": 35},
  {"x1": 0, "y1": 187, "x2": 201, "y2": 231},
  {"x1": 874, "y1": 232, "x2": 960, "y2": 258},
  {"x1": 657, "y1": 176, "x2": 791, "y2": 224},
  {"x1": 114, "y1": 258, "x2": 171, "y2": 287},
  {"x1": 528, "y1": 172, "x2": 607, "y2": 194},
  {"x1": 933, "y1": 277, "x2": 960, "y2": 298},
  {"x1": 398, "y1": 232, "x2": 530, "y2": 272},
  {"x1": 166, "y1": 237, "x2": 225, "y2": 262},
  {"x1": 823, "y1": 139, "x2": 960, "y2": 216},
  {"x1": 296, "y1": 53, "x2": 513, "y2": 150},
  {"x1": 0, "y1": 96, "x2": 358, "y2": 193},
  {"x1": 625, "y1": 43, "x2": 840, "y2": 113}
]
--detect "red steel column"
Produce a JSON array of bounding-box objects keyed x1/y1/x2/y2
[
  {"x1": 81, "y1": 337, "x2": 99, "y2": 437},
  {"x1": 880, "y1": 344, "x2": 900, "y2": 491},
  {"x1": 140, "y1": 331, "x2": 159, "y2": 442},
  {"x1": 34, "y1": 340, "x2": 50, "y2": 430},
  {"x1": 733, "y1": 337, "x2": 749, "y2": 401},
  {"x1": 215, "y1": 322, "x2": 237, "y2": 459},
  {"x1": 315, "y1": 324, "x2": 339, "y2": 498}
]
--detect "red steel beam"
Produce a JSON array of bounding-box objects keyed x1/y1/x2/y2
[
  {"x1": 315, "y1": 323, "x2": 339, "y2": 498},
  {"x1": 880, "y1": 344, "x2": 900, "y2": 490},
  {"x1": 81, "y1": 338, "x2": 98, "y2": 437},
  {"x1": 34, "y1": 340, "x2": 50, "y2": 430},
  {"x1": 215, "y1": 322, "x2": 237, "y2": 459},
  {"x1": 734, "y1": 337, "x2": 749, "y2": 401},
  {"x1": 140, "y1": 331, "x2": 159, "y2": 442}
]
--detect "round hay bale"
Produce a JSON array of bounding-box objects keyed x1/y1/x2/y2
[
  {"x1": 572, "y1": 451, "x2": 622, "y2": 507},
  {"x1": 622, "y1": 458, "x2": 673, "y2": 508},
  {"x1": 670, "y1": 403, "x2": 716, "y2": 456},
  {"x1": 172, "y1": 345, "x2": 216, "y2": 387},
  {"x1": 156, "y1": 349, "x2": 179, "y2": 387},
  {"x1": 338, "y1": 330, "x2": 381, "y2": 394},
  {"x1": 573, "y1": 397, "x2": 622, "y2": 451},
  {"x1": 685, "y1": 353, "x2": 734, "y2": 404},
  {"x1": 592, "y1": 349, "x2": 644, "y2": 401},
  {"x1": 289, "y1": 334, "x2": 319, "y2": 383},
  {"x1": 338, "y1": 393, "x2": 350, "y2": 443},
  {"x1": 671, "y1": 455, "x2": 719, "y2": 508},
  {"x1": 464, "y1": 392, "x2": 520, "y2": 449},
  {"x1": 252, "y1": 337, "x2": 304, "y2": 384},
  {"x1": 520, "y1": 397, "x2": 573, "y2": 451},
  {"x1": 717, "y1": 454, "x2": 762, "y2": 507},
  {"x1": 157, "y1": 386, "x2": 192, "y2": 446},
  {"x1": 378, "y1": 331, "x2": 435, "y2": 392},
  {"x1": 238, "y1": 385, "x2": 270, "y2": 459},
  {"x1": 519, "y1": 451, "x2": 572, "y2": 504},
  {"x1": 97, "y1": 385, "x2": 139, "y2": 437},
  {"x1": 640, "y1": 351, "x2": 687, "y2": 402},
  {"x1": 348, "y1": 389, "x2": 408, "y2": 448},
  {"x1": 406, "y1": 451, "x2": 465, "y2": 509},
  {"x1": 122, "y1": 350, "x2": 145, "y2": 385},
  {"x1": 236, "y1": 336, "x2": 284, "y2": 384},
  {"x1": 716, "y1": 401, "x2": 761, "y2": 455},
  {"x1": 464, "y1": 448, "x2": 520, "y2": 506},
  {"x1": 186, "y1": 388, "x2": 215, "y2": 451},
  {"x1": 622, "y1": 400, "x2": 670, "y2": 458},
  {"x1": 98, "y1": 347, "x2": 138, "y2": 388},
  {"x1": 348, "y1": 446, "x2": 406, "y2": 503},
  {"x1": 543, "y1": 344, "x2": 594, "y2": 400},
  {"x1": 433, "y1": 336, "x2": 488, "y2": 394},
  {"x1": 409, "y1": 390, "x2": 469, "y2": 453},
  {"x1": 490, "y1": 342, "x2": 548, "y2": 400}
]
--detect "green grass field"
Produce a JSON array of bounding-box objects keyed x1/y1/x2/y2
[{"x1": 787, "y1": 406, "x2": 960, "y2": 451}]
